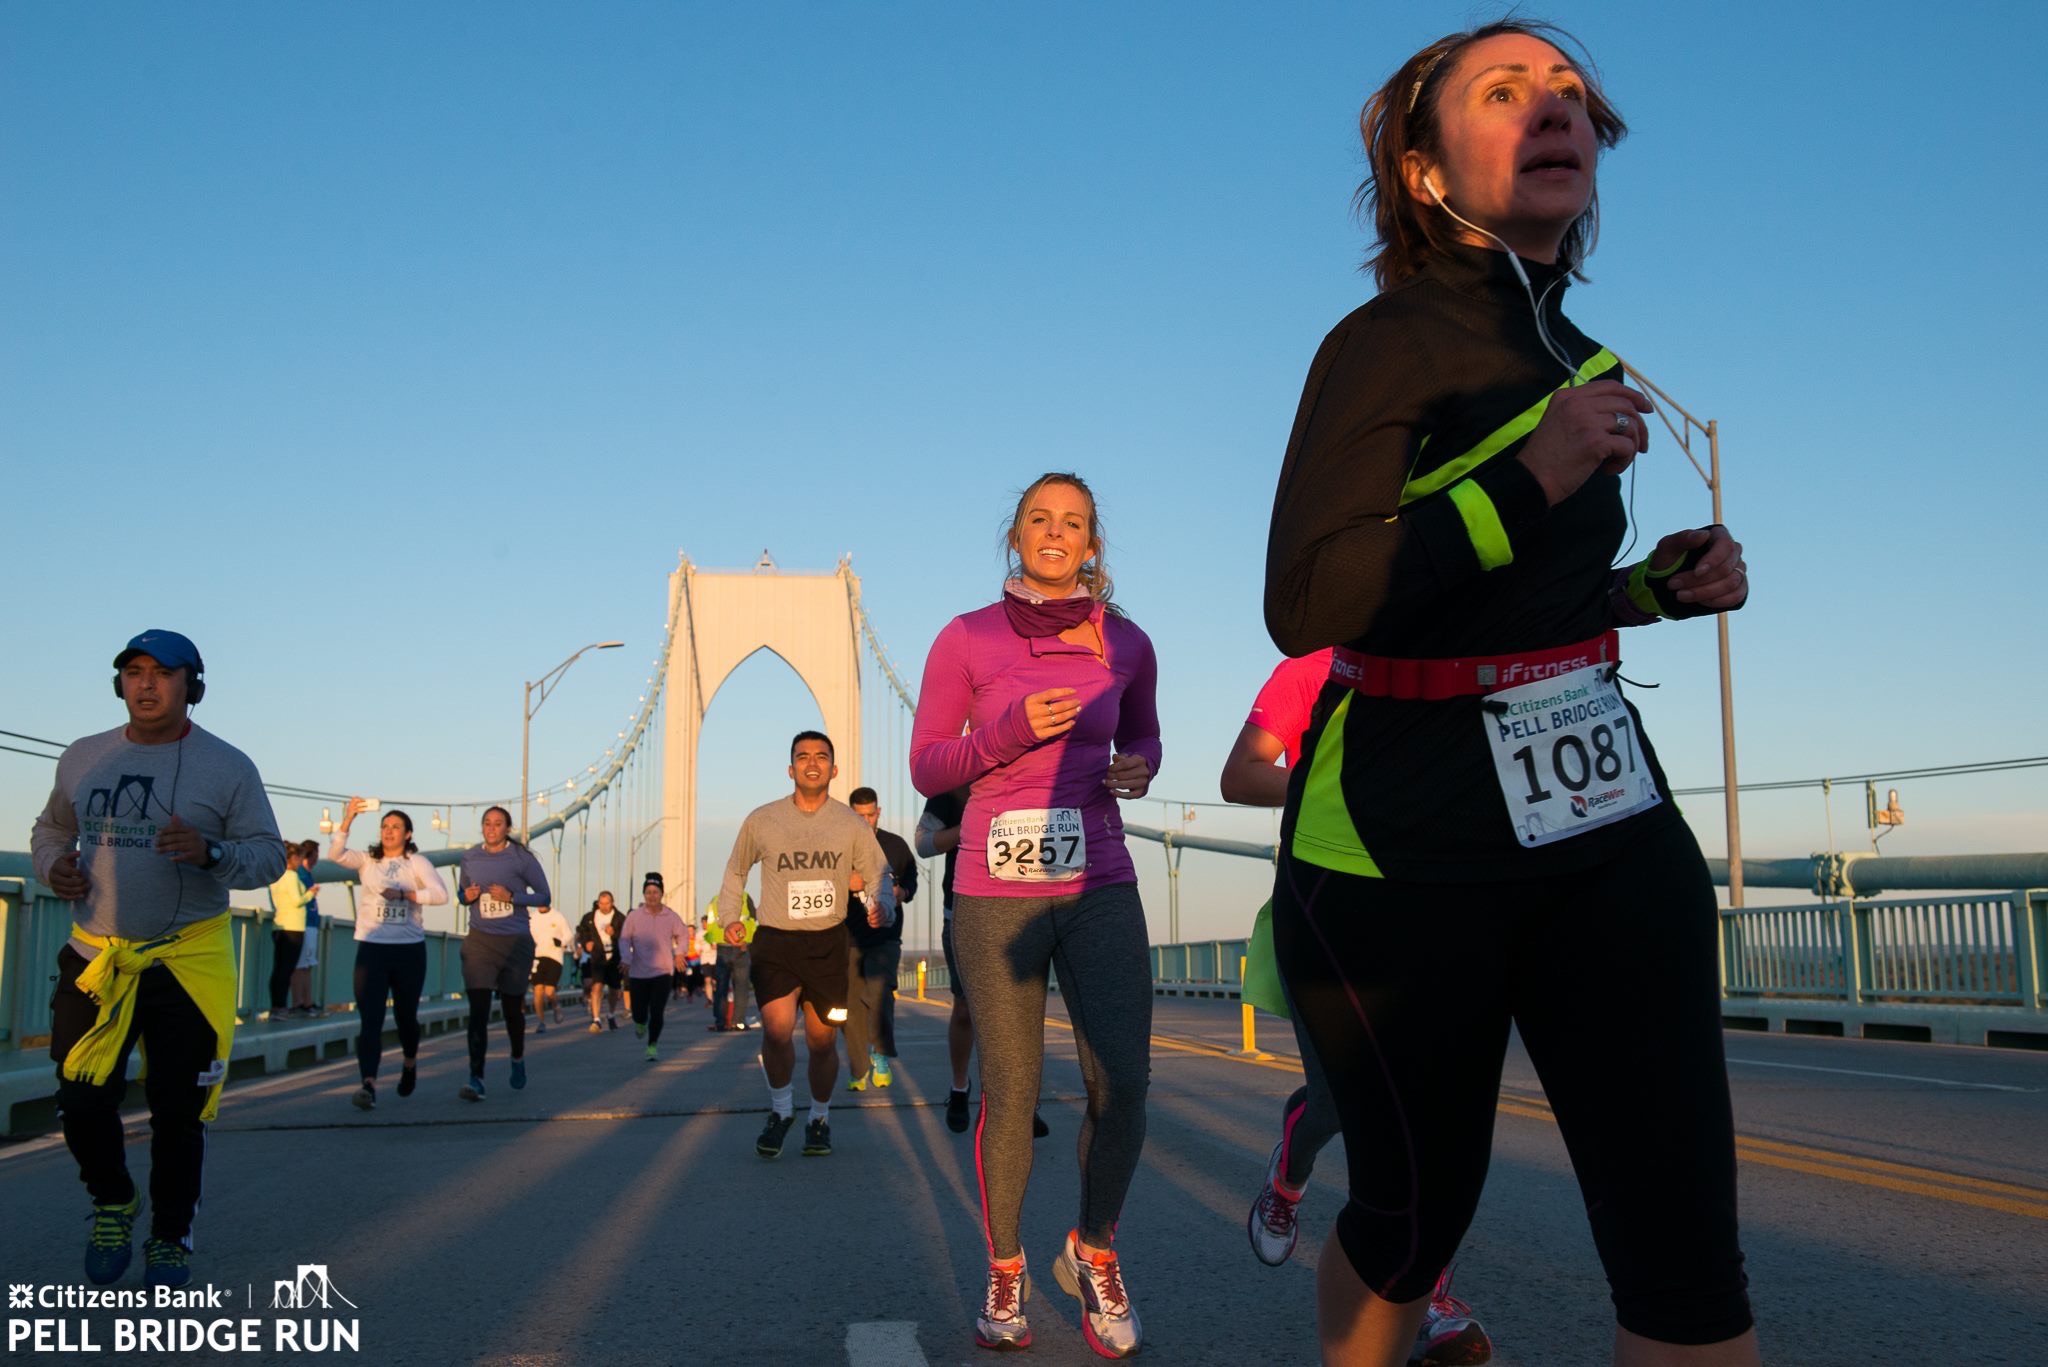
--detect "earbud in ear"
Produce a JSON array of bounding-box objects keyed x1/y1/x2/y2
[{"x1": 1425, "y1": 174, "x2": 1445, "y2": 205}]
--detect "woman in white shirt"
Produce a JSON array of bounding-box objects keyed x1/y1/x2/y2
[{"x1": 330, "y1": 797, "x2": 449, "y2": 1111}]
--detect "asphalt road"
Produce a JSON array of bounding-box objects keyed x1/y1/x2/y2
[{"x1": 2, "y1": 991, "x2": 2043, "y2": 1365}]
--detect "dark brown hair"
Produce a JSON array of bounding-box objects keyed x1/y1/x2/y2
[
  {"x1": 1356, "y1": 19, "x2": 1626, "y2": 289},
  {"x1": 369, "y1": 809, "x2": 419, "y2": 860}
]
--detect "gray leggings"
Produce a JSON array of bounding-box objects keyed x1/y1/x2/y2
[{"x1": 952, "y1": 883, "x2": 1152, "y2": 1260}]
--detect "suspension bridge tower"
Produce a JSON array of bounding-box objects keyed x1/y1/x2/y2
[{"x1": 661, "y1": 552, "x2": 864, "y2": 919}]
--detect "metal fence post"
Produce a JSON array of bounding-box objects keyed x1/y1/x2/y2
[
  {"x1": 2015, "y1": 888, "x2": 2043, "y2": 1013},
  {"x1": 1848, "y1": 898, "x2": 1873, "y2": 1004}
]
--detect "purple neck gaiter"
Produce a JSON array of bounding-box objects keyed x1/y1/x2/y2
[{"x1": 1001, "y1": 579, "x2": 1096, "y2": 638}]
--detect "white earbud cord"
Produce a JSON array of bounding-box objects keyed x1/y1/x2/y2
[{"x1": 1430, "y1": 182, "x2": 1642, "y2": 565}]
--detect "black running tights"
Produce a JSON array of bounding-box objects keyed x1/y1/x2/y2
[{"x1": 1272, "y1": 817, "x2": 1752, "y2": 1346}]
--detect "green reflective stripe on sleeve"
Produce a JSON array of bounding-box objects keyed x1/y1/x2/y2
[
  {"x1": 1446, "y1": 479, "x2": 1512, "y2": 570},
  {"x1": 1400, "y1": 347, "x2": 1619, "y2": 506},
  {"x1": 1289, "y1": 694, "x2": 1383, "y2": 878},
  {"x1": 1625, "y1": 559, "x2": 1664, "y2": 617}
]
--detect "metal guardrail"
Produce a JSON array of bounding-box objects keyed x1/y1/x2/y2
[
  {"x1": 0, "y1": 878, "x2": 471, "y2": 1047},
  {"x1": 1721, "y1": 890, "x2": 2044, "y2": 1008}
]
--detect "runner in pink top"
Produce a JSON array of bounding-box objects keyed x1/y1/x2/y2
[
  {"x1": 1221, "y1": 652, "x2": 1494, "y2": 1364},
  {"x1": 910, "y1": 472, "x2": 1158, "y2": 1360}
]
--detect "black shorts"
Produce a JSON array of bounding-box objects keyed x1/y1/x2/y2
[
  {"x1": 460, "y1": 932, "x2": 534, "y2": 995},
  {"x1": 749, "y1": 924, "x2": 850, "y2": 1020},
  {"x1": 531, "y1": 957, "x2": 563, "y2": 987}
]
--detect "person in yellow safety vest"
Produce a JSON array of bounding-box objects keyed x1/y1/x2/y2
[{"x1": 703, "y1": 891, "x2": 757, "y2": 1032}]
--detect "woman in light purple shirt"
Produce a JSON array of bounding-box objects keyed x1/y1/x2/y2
[{"x1": 910, "y1": 471, "x2": 1159, "y2": 1359}]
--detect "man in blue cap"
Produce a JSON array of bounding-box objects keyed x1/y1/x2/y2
[{"x1": 30, "y1": 629, "x2": 283, "y2": 1290}]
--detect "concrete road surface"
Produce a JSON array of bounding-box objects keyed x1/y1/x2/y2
[{"x1": 2, "y1": 991, "x2": 2043, "y2": 1364}]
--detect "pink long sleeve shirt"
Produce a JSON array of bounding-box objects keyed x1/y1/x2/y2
[{"x1": 910, "y1": 599, "x2": 1161, "y2": 899}]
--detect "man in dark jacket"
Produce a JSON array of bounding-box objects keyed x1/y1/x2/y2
[
  {"x1": 575, "y1": 892, "x2": 628, "y2": 1032},
  {"x1": 843, "y1": 787, "x2": 917, "y2": 1089}
]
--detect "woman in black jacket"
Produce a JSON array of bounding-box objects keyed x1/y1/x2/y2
[{"x1": 1263, "y1": 20, "x2": 1755, "y2": 1366}]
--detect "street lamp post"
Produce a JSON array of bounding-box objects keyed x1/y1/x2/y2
[
  {"x1": 629, "y1": 816, "x2": 675, "y2": 886},
  {"x1": 1622, "y1": 363, "x2": 1743, "y2": 907},
  {"x1": 523, "y1": 641, "x2": 624, "y2": 841}
]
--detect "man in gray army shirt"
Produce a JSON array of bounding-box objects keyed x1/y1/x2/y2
[{"x1": 715, "y1": 730, "x2": 886, "y2": 1159}]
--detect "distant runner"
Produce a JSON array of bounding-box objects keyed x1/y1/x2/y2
[
  {"x1": 621, "y1": 874, "x2": 687, "y2": 1062},
  {"x1": 455, "y1": 806, "x2": 552, "y2": 1100},
  {"x1": 330, "y1": 797, "x2": 449, "y2": 1111}
]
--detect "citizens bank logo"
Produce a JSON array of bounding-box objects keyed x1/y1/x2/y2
[
  {"x1": 6, "y1": 1260, "x2": 361, "y2": 1355},
  {"x1": 271, "y1": 1266, "x2": 355, "y2": 1312}
]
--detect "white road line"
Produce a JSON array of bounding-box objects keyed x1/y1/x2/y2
[
  {"x1": 1725, "y1": 1057, "x2": 2036, "y2": 1093},
  {"x1": 845, "y1": 1321, "x2": 929, "y2": 1367}
]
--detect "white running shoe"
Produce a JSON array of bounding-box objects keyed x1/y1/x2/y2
[
  {"x1": 975, "y1": 1254, "x2": 1032, "y2": 1351},
  {"x1": 1248, "y1": 1139, "x2": 1305, "y2": 1265},
  {"x1": 1409, "y1": 1265, "x2": 1492, "y2": 1366},
  {"x1": 1053, "y1": 1231, "x2": 1141, "y2": 1359}
]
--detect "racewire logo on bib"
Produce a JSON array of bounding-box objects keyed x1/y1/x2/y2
[{"x1": 4, "y1": 1262, "x2": 360, "y2": 1355}]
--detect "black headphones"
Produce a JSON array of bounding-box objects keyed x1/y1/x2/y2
[{"x1": 113, "y1": 664, "x2": 205, "y2": 705}]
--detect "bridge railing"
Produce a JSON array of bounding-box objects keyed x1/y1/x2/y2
[
  {"x1": 1720, "y1": 890, "x2": 2044, "y2": 1008},
  {"x1": 0, "y1": 878, "x2": 470, "y2": 1048}
]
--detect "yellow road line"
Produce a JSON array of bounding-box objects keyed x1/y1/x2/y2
[{"x1": 1735, "y1": 1149, "x2": 2048, "y2": 1222}]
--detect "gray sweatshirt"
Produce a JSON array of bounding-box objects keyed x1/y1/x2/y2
[
  {"x1": 31, "y1": 723, "x2": 285, "y2": 943},
  {"x1": 717, "y1": 795, "x2": 887, "y2": 934}
]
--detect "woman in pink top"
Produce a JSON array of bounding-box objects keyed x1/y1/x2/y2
[{"x1": 911, "y1": 471, "x2": 1160, "y2": 1360}]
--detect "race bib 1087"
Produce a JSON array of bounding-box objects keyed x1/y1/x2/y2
[
  {"x1": 1482, "y1": 665, "x2": 1661, "y2": 848},
  {"x1": 987, "y1": 808, "x2": 1087, "y2": 882}
]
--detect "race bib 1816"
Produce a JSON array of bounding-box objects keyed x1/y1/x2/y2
[
  {"x1": 1482, "y1": 664, "x2": 1661, "y2": 848},
  {"x1": 786, "y1": 879, "x2": 837, "y2": 920},
  {"x1": 986, "y1": 808, "x2": 1087, "y2": 882},
  {"x1": 478, "y1": 895, "x2": 515, "y2": 920}
]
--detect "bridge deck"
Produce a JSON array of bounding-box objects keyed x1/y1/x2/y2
[{"x1": 2, "y1": 995, "x2": 2043, "y2": 1364}]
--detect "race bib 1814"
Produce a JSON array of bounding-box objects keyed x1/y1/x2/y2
[
  {"x1": 1482, "y1": 665, "x2": 1660, "y2": 848},
  {"x1": 987, "y1": 808, "x2": 1087, "y2": 882}
]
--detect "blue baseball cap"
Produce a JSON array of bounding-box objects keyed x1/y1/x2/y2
[{"x1": 113, "y1": 629, "x2": 205, "y2": 674}]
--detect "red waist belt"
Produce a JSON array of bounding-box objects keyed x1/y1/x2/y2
[{"x1": 1330, "y1": 630, "x2": 1619, "y2": 701}]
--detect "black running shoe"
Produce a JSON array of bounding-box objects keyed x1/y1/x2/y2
[
  {"x1": 946, "y1": 1086, "x2": 971, "y2": 1134},
  {"x1": 756, "y1": 1112, "x2": 795, "y2": 1158},
  {"x1": 396, "y1": 1066, "x2": 417, "y2": 1098},
  {"x1": 1033, "y1": 1111, "x2": 1050, "y2": 1139},
  {"x1": 802, "y1": 1117, "x2": 832, "y2": 1156}
]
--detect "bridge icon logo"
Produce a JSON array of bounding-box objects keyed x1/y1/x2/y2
[{"x1": 270, "y1": 1265, "x2": 356, "y2": 1311}]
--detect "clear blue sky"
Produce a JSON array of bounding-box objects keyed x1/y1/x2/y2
[{"x1": 5, "y1": 2, "x2": 2043, "y2": 939}]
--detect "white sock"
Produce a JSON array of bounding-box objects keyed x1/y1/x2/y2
[
  {"x1": 809, "y1": 1099, "x2": 830, "y2": 1124},
  {"x1": 769, "y1": 1085, "x2": 794, "y2": 1119}
]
